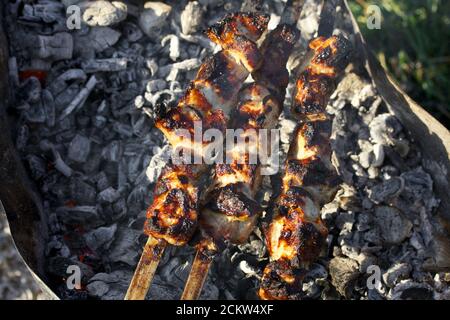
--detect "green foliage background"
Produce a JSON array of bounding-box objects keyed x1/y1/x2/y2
[{"x1": 348, "y1": 0, "x2": 450, "y2": 128}]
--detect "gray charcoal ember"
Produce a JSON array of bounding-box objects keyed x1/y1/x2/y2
[
  {"x1": 56, "y1": 206, "x2": 100, "y2": 225},
  {"x1": 329, "y1": 257, "x2": 360, "y2": 298},
  {"x1": 112, "y1": 198, "x2": 127, "y2": 220},
  {"x1": 134, "y1": 95, "x2": 145, "y2": 109},
  {"x1": 24, "y1": 101, "x2": 46, "y2": 123},
  {"x1": 148, "y1": 275, "x2": 182, "y2": 300},
  {"x1": 8, "y1": 57, "x2": 19, "y2": 86},
  {"x1": 400, "y1": 168, "x2": 434, "y2": 204},
  {"x1": 372, "y1": 143, "x2": 385, "y2": 167},
  {"x1": 145, "y1": 59, "x2": 159, "y2": 77},
  {"x1": 241, "y1": 0, "x2": 263, "y2": 12},
  {"x1": 54, "y1": 83, "x2": 80, "y2": 110},
  {"x1": 144, "y1": 89, "x2": 176, "y2": 106},
  {"x1": 81, "y1": 58, "x2": 128, "y2": 73},
  {"x1": 356, "y1": 212, "x2": 372, "y2": 232},
  {"x1": 98, "y1": 187, "x2": 121, "y2": 203},
  {"x1": 102, "y1": 141, "x2": 123, "y2": 162},
  {"x1": 53, "y1": 151, "x2": 73, "y2": 177},
  {"x1": 383, "y1": 263, "x2": 412, "y2": 288},
  {"x1": 370, "y1": 114, "x2": 402, "y2": 145},
  {"x1": 239, "y1": 260, "x2": 258, "y2": 277},
  {"x1": 21, "y1": 1, "x2": 65, "y2": 23},
  {"x1": 108, "y1": 227, "x2": 141, "y2": 266},
  {"x1": 358, "y1": 150, "x2": 372, "y2": 169},
  {"x1": 26, "y1": 155, "x2": 47, "y2": 180},
  {"x1": 237, "y1": 238, "x2": 265, "y2": 258},
  {"x1": 393, "y1": 139, "x2": 410, "y2": 158},
  {"x1": 47, "y1": 256, "x2": 94, "y2": 284},
  {"x1": 62, "y1": 0, "x2": 83, "y2": 7},
  {"x1": 118, "y1": 159, "x2": 128, "y2": 189},
  {"x1": 18, "y1": 76, "x2": 41, "y2": 104},
  {"x1": 167, "y1": 69, "x2": 181, "y2": 83},
  {"x1": 70, "y1": 178, "x2": 97, "y2": 205},
  {"x1": 79, "y1": 1, "x2": 127, "y2": 26},
  {"x1": 84, "y1": 224, "x2": 117, "y2": 251},
  {"x1": 123, "y1": 22, "x2": 143, "y2": 42},
  {"x1": 368, "y1": 177, "x2": 404, "y2": 204},
  {"x1": 25, "y1": 32, "x2": 73, "y2": 61},
  {"x1": 28, "y1": 58, "x2": 52, "y2": 71},
  {"x1": 82, "y1": 146, "x2": 103, "y2": 174},
  {"x1": 74, "y1": 27, "x2": 121, "y2": 58},
  {"x1": 127, "y1": 184, "x2": 148, "y2": 209},
  {"x1": 146, "y1": 79, "x2": 166, "y2": 93},
  {"x1": 158, "y1": 58, "x2": 201, "y2": 79},
  {"x1": 199, "y1": 279, "x2": 219, "y2": 300},
  {"x1": 123, "y1": 143, "x2": 145, "y2": 157},
  {"x1": 374, "y1": 206, "x2": 413, "y2": 245},
  {"x1": 161, "y1": 34, "x2": 180, "y2": 61},
  {"x1": 131, "y1": 114, "x2": 151, "y2": 137},
  {"x1": 146, "y1": 145, "x2": 171, "y2": 183},
  {"x1": 138, "y1": 2, "x2": 172, "y2": 38},
  {"x1": 42, "y1": 89, "x2": 55, "y2": 127},
  {"x1": 113, "y1": 123, "x2": 133, "y2": 138},
  {"x1": 68, "y1": 134, "x2": 91, "y2": 163},
  {"x1": 389, "y1": 281, "x2": 434, "y2": 300},
  {"x1": 180, "y1": 1, "x2": 203, "y2": 35},
  {"x1": 76, "y1": 115, "x2": 90, "y2": 128},
  {"x1": 59, "y1": 75, "x2": 97, "y2": 120},
  {"x1": 95, "y1": 171, "x2": 110, "y2": 192},
  {"x1": 93, "y1": 115, "x2": 107, "y2": 128},
  {"x1": 159, "y1": 257, "x2": 190, "y2": 288},
  {"x1": 48, "y1": 69, "x2": 87, "y2": 96},
  {"x1": 86, "y1": 280, "x2": 110, "y2": 298},
  {"x1": 86, "y1": 270, "x2": 132, "y2": 299},
  {"x1": 169, "y1": 81, "x2": 184, "y2": 95},
  {"x1": 16, "y1": 125, "x2": 29, "y2": 151}
]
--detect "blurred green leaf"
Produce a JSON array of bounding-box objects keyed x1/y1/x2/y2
[{"x1": 349, "y1": 0, "x2": 450, "y2": 128}]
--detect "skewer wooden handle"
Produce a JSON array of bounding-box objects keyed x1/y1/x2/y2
[
  {"x1": 180, "y1": 249, "x2": 213, "y2": 300},
  {"x1": 124, "y1": 237, "x2": 166, "y2": 300}
]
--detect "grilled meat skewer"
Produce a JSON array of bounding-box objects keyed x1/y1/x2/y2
[
  {"x1": 181, "y1": 1, "x2": 305, "y2": 300},
  {"x1": 200, "y1": 24, "x2": 301, "y2": 247},
  {"x1": 259, "y1": 34, "x2": 352, "y2": 300},
  {"x1": 145, "y1": 13, "x2": 269, "y2": 246},
  {"x1": 125, "y1": 12, "x2": 269, "y2": 300}
]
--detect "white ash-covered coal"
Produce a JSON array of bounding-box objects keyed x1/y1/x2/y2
[{"x1": 4, "y1": 0, "x2": 450, "y2": 300}]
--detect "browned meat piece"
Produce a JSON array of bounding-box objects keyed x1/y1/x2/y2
[{"x1": 260, "y1": 35, "x2": 352, "y2": 300}]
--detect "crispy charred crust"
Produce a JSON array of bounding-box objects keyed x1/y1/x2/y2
[
  {"x1": 206, "y1": 12, "x2": 270, "y2": 44},
  {"x1": 144, "y1": 164, "x2": 201, "y2": 245},
  {"x1": 285, "y1": 159, "x2": 340, "y2": 197},
  {"x1": 206, "y1": 184, "x2": 261, "y2": 219},
  {"x1": 309, "y1": 35, "x2": 352, "y2": 73},
  {"x1": 292, "y1": 73, "x2": 334, "y2": 119},
  {"x1": 156, "y1": 106, "x2": 201, "y2": 137},
  {"x1": 206, "y1": 13, "x2": 269, "y2": 71},
  {"x1": 291, "y1": 220, "x2": 326, "y2": 265},
  {"x1": 259, "y1": 260, "x2": 307, "y2": 300},
  {"x1": 195, "y1": 238, "x2": 218, "y2": 260},
  {"x1": 235, "y1": 92, "x2": 280, "y2": 129},
  {"x1": 292, "y1": 35, "x2": 352, "y2": 119},
  {"x1": 144, "y1": 190, "x2": 198, "y2": 245},
  {"x1": 253, "y1": 24, "x2": 300, "y2": 96},
  {"x1": 278, "y1": 187, "x2": 313, "y2": 214},
  {"x1": 178, "y1": 84, "x2": 213, "y2": 114},
  {"x1": 196, "y1": 51, "x2": 239, "y2": 102},
  {"x1": 292, "y1": 120, "x2": 332, "y2": 153}
]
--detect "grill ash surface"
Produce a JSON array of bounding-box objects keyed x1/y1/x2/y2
[{"x1": 4, "y1": 0, "x2": 450, "y2": 300}]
